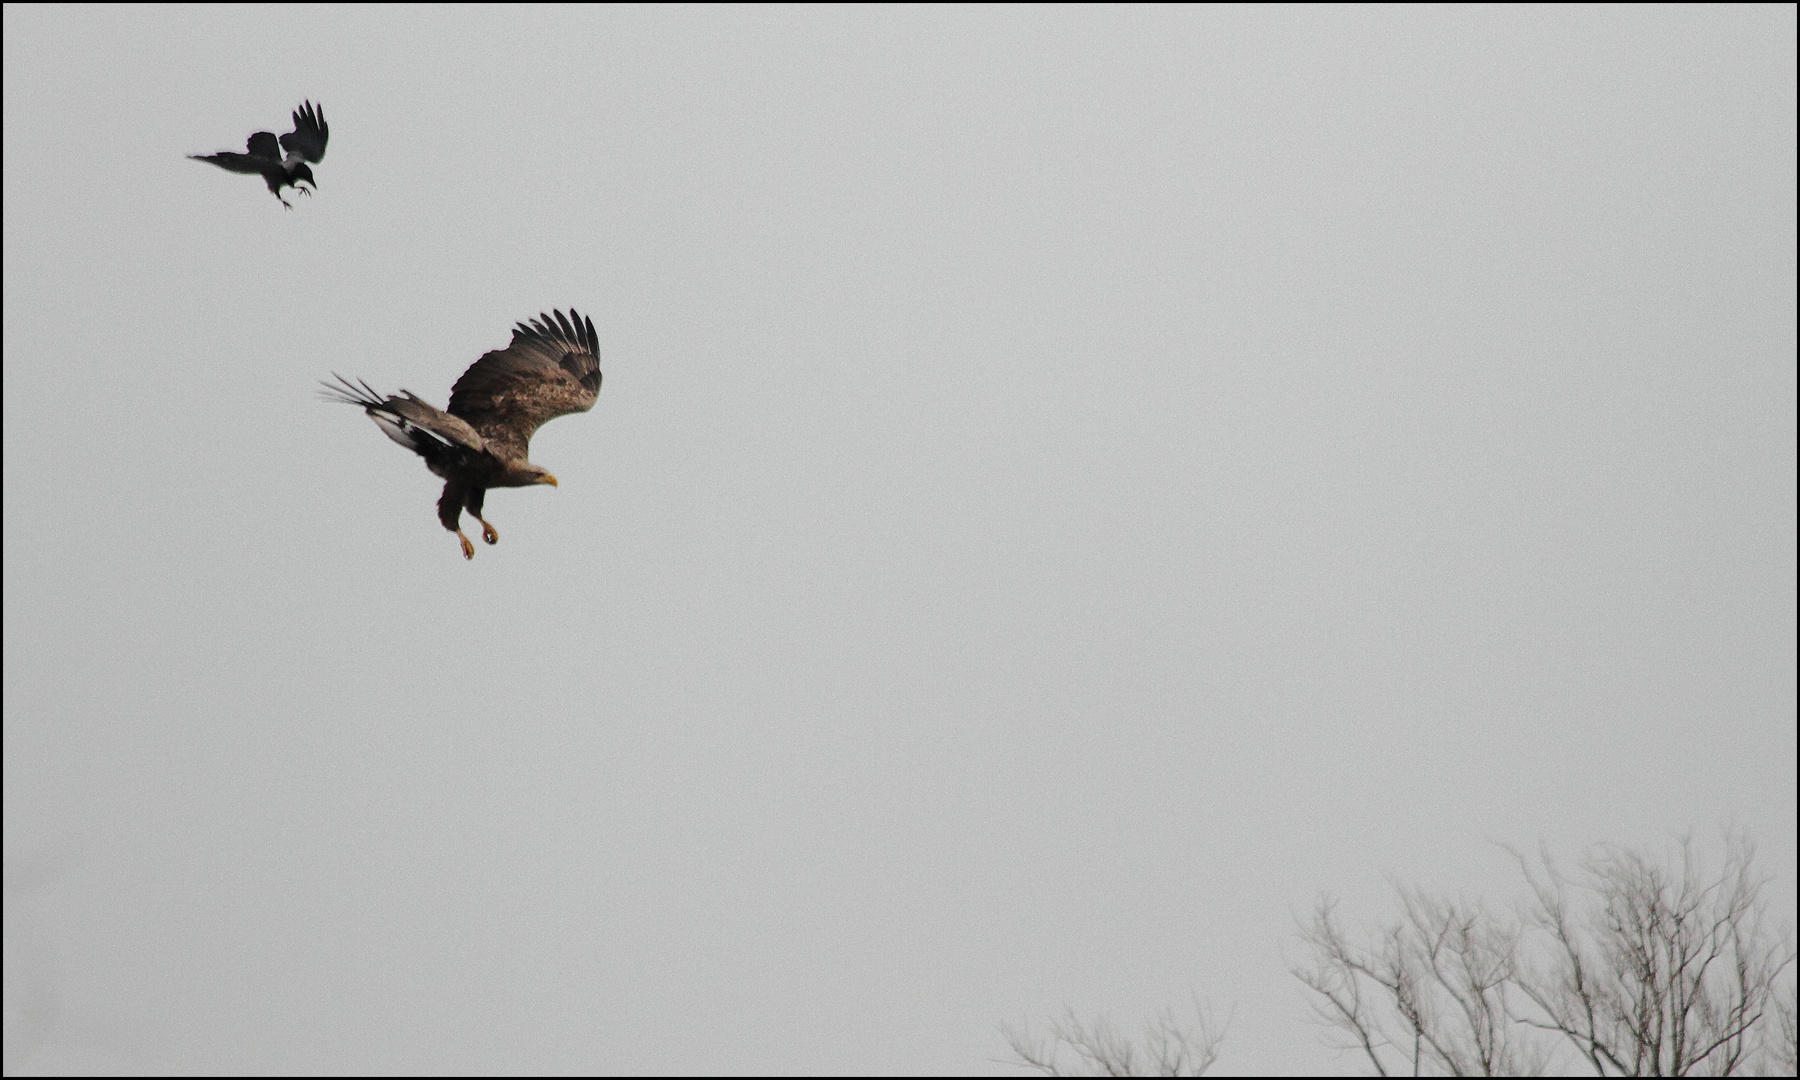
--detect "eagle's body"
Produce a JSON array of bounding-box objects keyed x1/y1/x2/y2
[
  {"x1": 190, "y1": 101, "x2": 328, "y2": 209},
  {"x1": 322, "y1": 310, "x2": 602, "y2": 559}
]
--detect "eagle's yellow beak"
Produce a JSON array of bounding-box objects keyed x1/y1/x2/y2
[{"x1": 539, "y1": 473, "x2": 558, "y2": 487}]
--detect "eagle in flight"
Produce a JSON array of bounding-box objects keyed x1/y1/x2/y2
[
  {"x1": 321, "y1": 310, "x2": 603, "y2": 560},
  {"x1": 189, "y1": 100, "x2": 328, "y2": 209}
]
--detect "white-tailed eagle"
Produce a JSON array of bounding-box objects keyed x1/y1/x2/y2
[{"x1": 321, "y1": 310, "x2": 603, "y2": 559}]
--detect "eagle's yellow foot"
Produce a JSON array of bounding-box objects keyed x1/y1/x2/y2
[
  {"x1": 479, "y1": 519, "x2": 499, "y2": 545},
  {"x1": 457, "y1": 530, "x2": 475, "y2": 560}
]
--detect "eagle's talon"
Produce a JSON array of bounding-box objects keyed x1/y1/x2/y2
[
  {"x1": 481, "y1": 521, "x2": 499, "y2": 545},
  {"x1": 458, "y1": 531, "x2": 475, "y2": 560}
]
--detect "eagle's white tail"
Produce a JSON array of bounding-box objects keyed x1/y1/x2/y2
[{"x1": 369, "y1": 411, "x2": 453, "y2": 455}]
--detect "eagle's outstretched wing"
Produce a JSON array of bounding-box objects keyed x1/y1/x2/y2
[
  {"x1": 279, "y1": 100, "x2": 328, "y2": 164},
  {"x1": 447, "y1": 310, "x2": 602, "y2": 463}
]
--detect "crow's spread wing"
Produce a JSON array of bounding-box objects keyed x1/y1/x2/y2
[
  {"x1": 279, "y1": 101, "x2": 328, "y2": 164},
  {"x1": 189, "y1": 151, "x2": 283, "y2": 177}
]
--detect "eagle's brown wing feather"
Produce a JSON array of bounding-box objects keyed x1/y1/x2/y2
[{"x1": 447, "y1": 310, "x2": 601, "y2": 463}]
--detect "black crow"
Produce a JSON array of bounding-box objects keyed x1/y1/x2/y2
[{"x1": 189, "y1": 101, "x2": 329, "y2": 209}]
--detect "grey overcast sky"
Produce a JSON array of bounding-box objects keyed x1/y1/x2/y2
[{"x1": 4, "y1": 4, "x2": 1795, "y2": 1075}]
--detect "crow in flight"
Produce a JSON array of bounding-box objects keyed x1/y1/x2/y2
[{"x1": 189, "y1": 101, "x2": 328, "y2": 209}]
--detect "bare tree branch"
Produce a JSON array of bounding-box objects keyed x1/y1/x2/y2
[
  {"x1": 1510, "y1": 831, "x2": 1795, "y2": 1076},
  {"x1": 1295, "y1": 831, "x2": 1792, "y2": 1076},
  {"x1": 1766, "y1": 982, "x2": 1796, "y2": 1077},
  {"x1": 1294, "y1": 888, "x2": 1546, "y2": 1075},
  {"x1": 1001, "y1": 1000, "x2": 1227, "y2": 1077},
  {"x1": 1293, "y1": 897, "x2": 1393, "y2": 1077}
]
